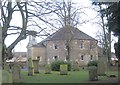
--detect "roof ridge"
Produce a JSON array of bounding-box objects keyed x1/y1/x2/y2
[{"x1": 34, "y1": 27, "x2": 96, "y2": 47}]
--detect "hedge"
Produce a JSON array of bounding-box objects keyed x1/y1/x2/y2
[{"x1": 51, "y1": 60, "x2": 71, "y2": 71}]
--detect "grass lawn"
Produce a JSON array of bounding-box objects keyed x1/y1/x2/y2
[{"x1": 20, "y1": 69, "x2": 119, "y2": 83}]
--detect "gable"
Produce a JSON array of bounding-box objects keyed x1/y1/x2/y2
[
  {"x1": 34, "y1": 27, "x2": 97, "y2": 47},
  {"x1": 44, "y1": 27, "x2": 96, "y2": 41}
]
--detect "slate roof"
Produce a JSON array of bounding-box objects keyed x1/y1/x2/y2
[
  {"x1": 48, "y1": 27, "x2": 96, "y2": 40},
  {"x1": 14, "y1": 52, "x2": 27, "y2": 57},
  {"x1": 33, "y1": 27, "x2": 96, "y2": 47},
  {"x1": 32, "y1": 41, "x2": 45, "y2": 47}
]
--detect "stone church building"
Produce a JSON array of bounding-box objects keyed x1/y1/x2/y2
[{"x1": 27, "y1": 27, "x2": 98, "y2": 66}]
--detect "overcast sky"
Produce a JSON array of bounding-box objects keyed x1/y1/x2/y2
[{"x1": 5, "y1": 0, "x2": 117, "y2": 52}]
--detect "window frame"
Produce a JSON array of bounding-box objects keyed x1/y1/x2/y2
[
  {"x1": 80, "y1": 40, "x2": 84, "y2": 49},
  {"x1": 80, "y1": 55, "x2": 84, "y2": 61}
]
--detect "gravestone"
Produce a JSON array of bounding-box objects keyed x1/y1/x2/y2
[
  {"x1": 60, "y1": 64, "x2": 68, "y2": 75},
  {"x1": 97, "y1": 57, "x2": 106, "y2": 76},
  {"x1": 73, "y1": 61, "x2": 79, "y2": 71},
  {"x1": 28, "y1": 58, "x2": 34, "y2": 76},
  {"x1": 45, "y1": 64, "x2": 51, "y2": 74},
  {"x1": 3, "y1": 62, "x2": 10, "y2": 72},
  {"x1": 88, "y1": 66, "x2": 98, "y2": 81},
  {"x1": 2, "y1": 70, "x2": 13, "y2": 83},
  {"x1": 12, "y1": 63, "x2": 21, "y2": 83},
  {"x1": 33, "y1": 59, "x2": 39, "y2": 73}
]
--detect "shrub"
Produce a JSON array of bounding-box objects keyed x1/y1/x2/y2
[
  {"x1": 87, "y1": 60, "x2": 98, "y2": 67},
  {"x1": 51, "y1": 60, "x2": 71, "y2": 71}
]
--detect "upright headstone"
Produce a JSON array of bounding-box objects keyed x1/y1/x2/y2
[
  {"x1": 60, "y1": 64, "x2": 68, "y2": 75},
  {"x1": 2, "y1": 70, "x2": 13, "y2": 83},
  {"x1": 3, "y1": 62, "x2": 10, "y2": 72},
  {"x1": 45, "y1": 64, "x2": 51, "y2": 74},
  {"x1": 97, "y1": 57, "x2": 106, "y2": 76},
  {"x1": 28, "y1": 58, "x2": 34, "y2": 76},
  {"x1": 88, "y1": 66, "x2": 98, "y2": 81},
  {"x1": 33, "y1": 59, "x2": 39, "y2": 73},
  {"x1": 12, "y1": 63, "x2": 21, "y2": 83},
  {"x1": 73, "y1": 61, "x2": 79, "y2": 71}
]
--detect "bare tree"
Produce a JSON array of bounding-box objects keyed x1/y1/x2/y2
[
  {"x1": 50, "y1": 0, "x2": 88, "y2": 61},
  {"x1": 92, "y1": 2, "x2": 114, "y2": 66},
  {"x1": 1, "y1": 0, "x2": 59, "y2": 62}
]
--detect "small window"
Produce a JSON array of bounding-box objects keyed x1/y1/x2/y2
[
  {"x1": 53, "y1": 44, "x2": 58, "y2": 49},
  {"x1": 80, "y1": 41, "x2": 83, "y2": 49},
  {"x1": 81, "y1": 55, "x2": 84, "y2": 60},
  {"x1": 37, "y1": 56, "x2": 42, "y2": 61},
  {"x1": 90, "y1": 41, "x2": 93, "y2": 49},
  {"x1": 54, "y1": 56, "x2": 58, "y2": 60},
  {"x1": 90, "y1": 55, "x2": 93, "y2": 60},
  {"x1": 37, "y1": 56, "x2": 40, "y2": 59},
  {"x1": 55, "y1": 45, "x2": 58, "y2": 49}
]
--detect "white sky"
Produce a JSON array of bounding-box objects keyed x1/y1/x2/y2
[{"x1": 5, "y1": 0, "x2": 118, "y2": 52}]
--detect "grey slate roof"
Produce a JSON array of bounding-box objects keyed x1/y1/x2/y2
[
  {"x1": 49, "y1": 27, "x2": 96, "y2": 40},
  {"x1": 33, "y1": 27, "x2": 96, "y2": 47},
  {"x1": 14, "y1": 52, "x2": 27, "y2": 57},
  {"x1": 32, "y1": 41, "x2": 45, "y2": 47}
]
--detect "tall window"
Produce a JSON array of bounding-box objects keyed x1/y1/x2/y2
[
  {"x1": 81, "y1": 55, "x2": 84, "y2": 60},
  {"x1": 53, "y1": 44, "x2": 58, "y2": 49},
  {"x1": 90, "y1": 41, "x2": 94, "y2": 49},
  {"x1": 90, "y1": 41, "x2": 92, "y2": 49},
  {"x1": 90, "y1": 55, "x2": 93, "y2": 60},
  {"x1": 55, "y1": 45, "x2": 58, "y2": 49},
  {"x1": 37, "y1": 56, "x2": 40, "y2": 60},
  {"x1": 54, "y1": 56, "x2": 58, "y2": 60},
  {"x1": 80, "y1": 41, "x2": 83, "y2": 49},
  {"x1": 37, "y1": 56, "x2": 42, "y2": 61}
]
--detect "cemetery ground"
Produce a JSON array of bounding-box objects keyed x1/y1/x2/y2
[{"x1": 20, "y1": 67, "x2": 119, "y2": 83}]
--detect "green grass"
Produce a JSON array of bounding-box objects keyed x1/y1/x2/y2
[{"x1": 20, "y1": 69, "x2": 118, "y2": 83}]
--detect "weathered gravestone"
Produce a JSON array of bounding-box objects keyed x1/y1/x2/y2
[
  {"x1": 2, "y1": 70, "x2": 13, "y2": 83},
  {"x1": 88, "y1": 66, "x2": 98, "y2": 81},
  {"x1": 12, "y1": 63, "x2": 21, "y2": 83},
  {"x1": 45, "y1": 64, "x2": 51, "y2": 74},
  {"x1": 97, "y1": 57, "x2": 107, "y2": 76},
  {"x1": 33, "y1": 59, "x2": 39, "y2": 73},
  {"x1": 3, "y1": 62, "x2": 10, "y2": 72},
  {"x1": 73, "y1": 61, "x2": 79, "y2": 71},
  {"x1": 28, "y1": 58, "x2": 34, "y2": 76},
  {"x1": 60, "y1": 64, "x2": 68, "y2": 75}
]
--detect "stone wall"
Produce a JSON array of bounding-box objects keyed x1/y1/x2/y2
[
  {"x1": 31, "y1": 47, "x2": 46, "y2": 66},
  {"x1": 46, "y1": 39, "x2": 98, "y2": 66},
  {"x1": 29, "y1": 39, "x2": 98, "y2": 66}
]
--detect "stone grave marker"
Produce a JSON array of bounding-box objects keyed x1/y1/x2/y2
[
  {"x1": 3, "y1": 62, "x2": 10, "y2": 72},
  {"x1": 12, "y1": 63, "x2": 21, "y2": 83},
  {"x1": 45, "y1": 64, "x2": 51, "y2": 74},
  {"x1": 2, "y1": 70, "x2": 13, "y2": 83},
  {"x1": 28, "y1": 58, "x2": 34, "y2": 76},
  {"x1": 73, "y1": 61, "x2": 79, "y2": 71},
  {"x1": 97, "y1": 57, "x2": 106, "y2": 76},
  {"x1": 33, "y1": 59, "x2": 39, "y2": 73},
  {"x1": 88, "y1": 66, "x2": 98, "y2": 81},
  {"x1": 60, "y1": 64, "x2": 68, "y2": 75}
]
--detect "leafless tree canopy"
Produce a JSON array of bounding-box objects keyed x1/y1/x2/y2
[{"x1": 1, "y1": 0, "x2": 88, "y2": 61}]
